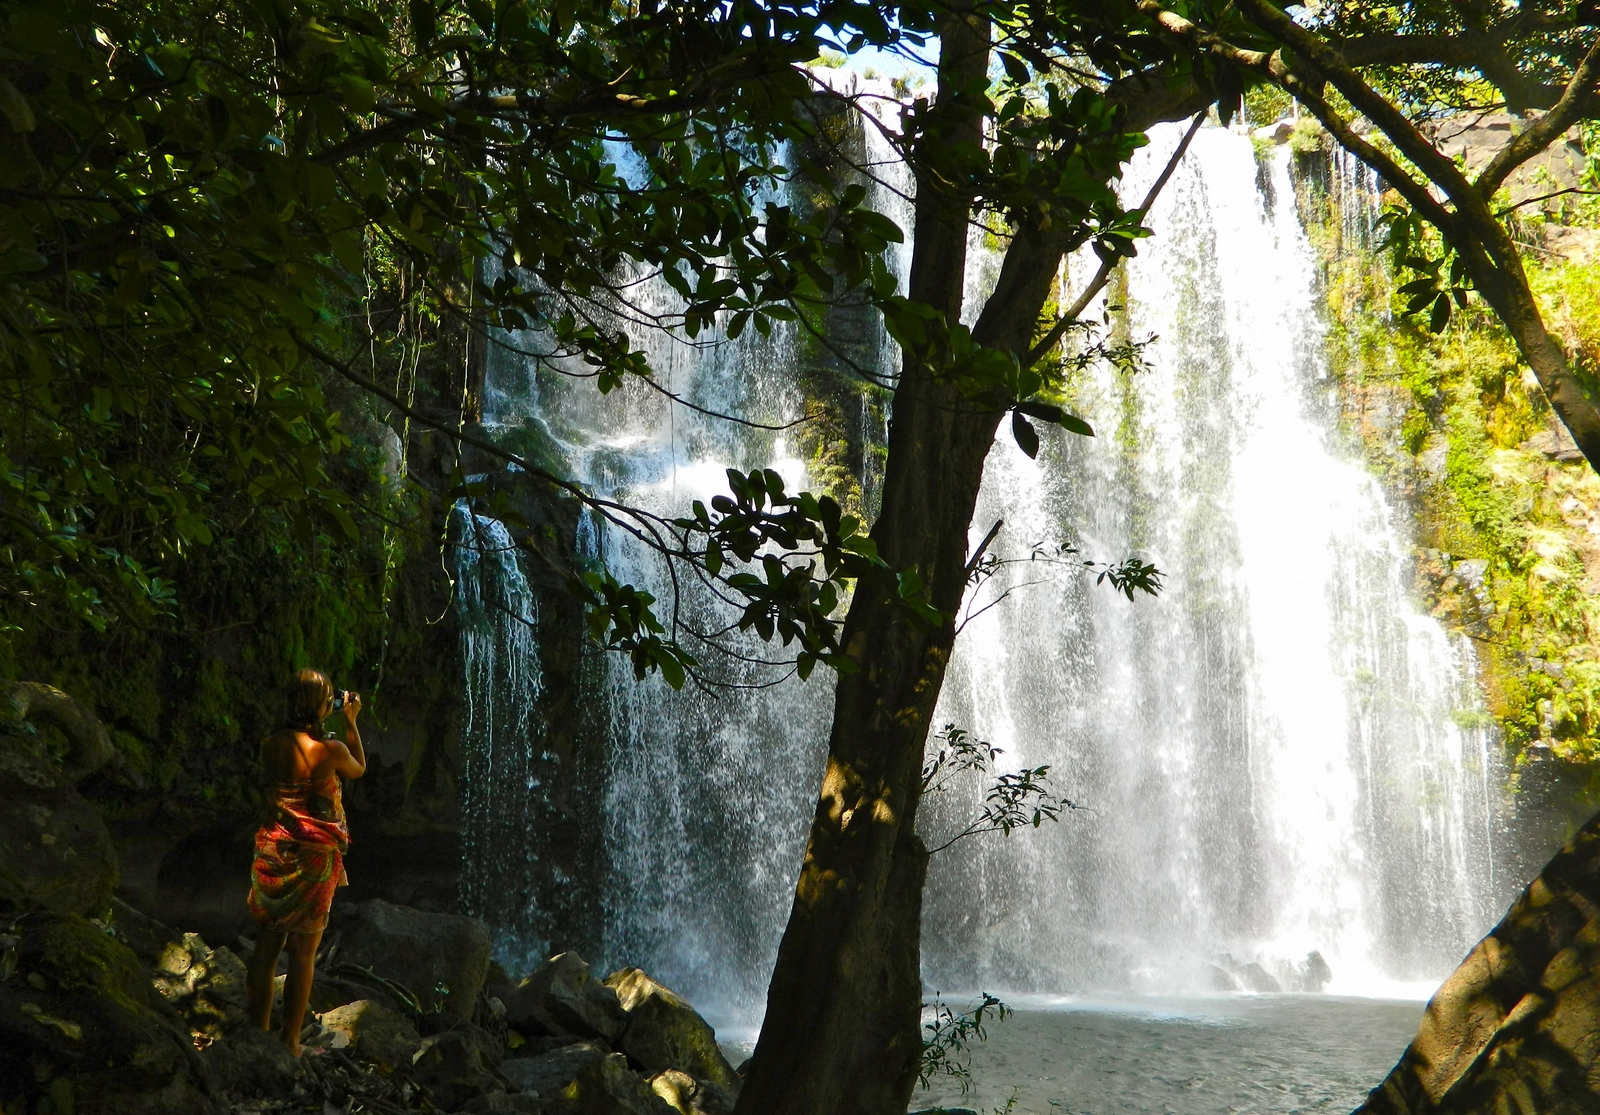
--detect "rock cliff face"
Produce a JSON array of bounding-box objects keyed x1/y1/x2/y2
[{"x1": 1356, "y1": 809, "x2": 1600, "y2": 1114}]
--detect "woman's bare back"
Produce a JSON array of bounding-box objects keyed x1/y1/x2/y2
[{"x1": 260, "y1": 729, "x2": 363, "y2": 782}]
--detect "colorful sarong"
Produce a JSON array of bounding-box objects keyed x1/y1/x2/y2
[{"x1": 246, "y1": 775, "x2": 349, "y2": 933}]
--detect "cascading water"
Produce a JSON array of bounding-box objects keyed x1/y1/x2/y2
[
  {"x1": 452, "y1": 508, "x2": 548, "y2": 945},
  {"x1": 922, "y1": 125, "x2": 1505, "y2": 997},
  {"x1": 462, "y1": 171, "x2": 839, "y2": 1015},
  {"x1": 452, "y1": 107, "x2": 1513, "y2": 1025}
]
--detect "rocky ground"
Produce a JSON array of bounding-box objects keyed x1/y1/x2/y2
[
  {"x1": 0, "y1": 690, "x2": 742, "y2": 1115},
  {"x1": 5, "y1": 888, "x2": 746, "y2": 1115}
]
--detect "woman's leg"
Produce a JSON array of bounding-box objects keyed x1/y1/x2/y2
[
  {"x1": 279, "y1": 927, "x2": 324, "y2": 1055},
  {"x1": 245, "y1": 927, "x2": 287, "y2": 1031}
]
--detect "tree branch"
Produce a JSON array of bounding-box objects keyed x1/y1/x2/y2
[
  {"x1": 1476, "y1": 38, "x2": 1600, "y2": 197},
  {"x1": 1231, "y1": 0, "x2": 1486, "y2": 216},
  {"x1": 1024, "y1": 109, "x2": 1204, "y2": 369}
]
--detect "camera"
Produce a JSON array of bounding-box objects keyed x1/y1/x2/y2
[{"x1": 330, "y1": 689, "x2": 351, "y2": 712}]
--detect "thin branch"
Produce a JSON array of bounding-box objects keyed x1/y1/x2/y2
[
  {"x1": 963, "y1": 519, "x2": 1005, "y2": 579},
  {"x1": 1496, "y1": 187, "x2": 1600, "y2": 216},
  {"x1": 1024, "y1": 109, "x2": 1204, "y2": 369}
]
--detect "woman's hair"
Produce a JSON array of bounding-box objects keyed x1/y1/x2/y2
[{"x1": 286, "y1": 668, "x2": 333, "y2": 731}]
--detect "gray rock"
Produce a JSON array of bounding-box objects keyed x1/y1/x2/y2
[
  {"x1": 1453, "y1": 558, "x2": 1489, "y2": 590},
  {"x1": 647, "y1": 1069, "x2": 736, "y2": 1115},
  {"x1": 548, "y1": 1052, "x2": 677, "y2": 1115},
  {"x1": 109, "y1": 897, "x2": 182, "y2": 965},
  {"x1": 485, "y1": 958, "x2": 518, "y2": 1007},
  {"x1": 413, "y1": 1027, "x2": 510, "y2": 1109},
  {"x1": 320, "y1": 998, "x2": 422, "y2": 1068},
  {"x1": 310, "y1": 970, "x2": 407, "y2": 1017},
  {"x1": 204, "y1": 1025, "x2": 301, "y2": 1099},
  {"x1": 0, "y1": 733, "x2": 118, "y2": 917},
  {"x1": 0, "y1": 681, "x2": 118, "y2": 783},
  {"x1": 503, "y1": 1039, "x2": 611, "y2": 1096},
  {"x1": 0, "y1": 912, "x2": 219, "y2": 1114},
  {"x1": 508, "y1": 953, "x2": 626, "y2": 1042},
  {"x1": 1238, "y1": 962, "x2": 1282, "y2": 993},
  {"x1": 603, "y1": 969, "x2": 741, "y2": 1092},
  {"x1": 329, "y1": 899, "x2": 491, "y2": 1016},
  {"x1": 1302, "y1": 950, "x2": 1332, "y2": 992},
  {"x1": 523, "y1": 1033, "x2": 594, "y2": 1055},
  {"x1": 1207, "y1": 963, "x2": 1239, "y2": 992},
  {"x1": 152, "y1": 931, "x2": 248, "y2": 1041}
]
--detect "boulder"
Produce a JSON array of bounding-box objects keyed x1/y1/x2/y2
[
  {"x1": 328, "y1": 898, "x2": 491, "y2": 1016},
  {"x1": 310, "y1": 969, "x2": 408, "y2": 1017},
  {"x1": 202, "y1": 1025, "x2": 301, "y2": 1100},
  {"x1": 152, "y1": 931, "x2": 248, "y2": 1041},
  {"x1": 485, "y1": 958, "x2": 518, "y2": 1009},
  {"x1": 548, "y1": 1052, "x2": 677, "y2": 1115},
  {"x1": 319, "y1": 998, "x2": 423, "y2": 1069},
  {"x1": 0, "y1": 733, "x2": 117, "y2": 917},
  {"x1": 0, "y1": 681, "x2": 118, "y2": 783},
  {"x1": 502, "y1": 1038, "x2": 612, "y2": 1097},
  {"x1": 508, "y1": 953, "x2": 626, "y2": 1042},
  {"x1": 1300, "y1": 950, "x2": 1332, "y2": 992},
  {"x1": 109, "y1": 896, "x2": 183, "y2": 965},
  {"x1": 648, "y1": 1069, "x2": 736, "y2": 1115},
  {"x1": 413, "y1": 1027, "x2": 510, "y2": 1109},
  {"x1": 0, "y1": 912, "x2": 219, "y2": 1115},
  {"x1": 1357, "y1": 809, "x2": 1600, "y2": 1114},
  {"x1": 1237, "y1": 962, "x2": 1282, "y2": 994},
  {"x1": 603, "y1": 969, "x2": 741, "y2": 1093}
]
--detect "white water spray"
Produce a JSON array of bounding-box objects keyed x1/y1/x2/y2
[
  {"x1": 453, "y1": 115, "x2": 1510, "y2": 1022},
  {"x1": 922, "y1": 126, "x2": 1503, "y2": 998}
]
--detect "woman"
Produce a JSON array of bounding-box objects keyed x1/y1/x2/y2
[{"x1": 244, "y1": 668, "x2": 366, "y2": 1056}]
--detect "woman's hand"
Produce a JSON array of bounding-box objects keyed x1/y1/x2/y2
[{"x1": 341, "y1": 691, "x2": 361, "y2": 722}]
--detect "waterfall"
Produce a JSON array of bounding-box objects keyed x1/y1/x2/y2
[
  {"x1": 453, "y1": 109, "x2": 1510, "y2": 1021},
  {"x1": 462, "y1": 148, "x2": 839, "y2": 1012},
  {"x1": 921, "y1": 126, "x2": 1504, "y2": 996},
  {"x1": 452, "y1": 506, "x2": 548, "y2": 953}
]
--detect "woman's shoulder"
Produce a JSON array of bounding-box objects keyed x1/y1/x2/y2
[{"x1": 261, "y1": 729, "x2": 325, "y2": 779}]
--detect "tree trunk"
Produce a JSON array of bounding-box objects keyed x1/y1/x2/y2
[{"x1": 732, "y1": 9, "x2": 1079, "y2": 1105}]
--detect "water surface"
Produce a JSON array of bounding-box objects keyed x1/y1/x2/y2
[{"x1": 909, "y1": 995, "x2": 1422, "y2": 1115}]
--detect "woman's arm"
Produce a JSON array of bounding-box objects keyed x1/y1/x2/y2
[{"x1": 332, "y1": 692, "x2": 367, "y2": 779}]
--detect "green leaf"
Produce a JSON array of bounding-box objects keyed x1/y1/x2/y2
[
  {"x1": 1016, "y1": 401, "x2": 1064, "y2": 424},
  {"x1": 1429, "y1": 292, "x2": 1452, "y2": 333},
  {"x1": 1058, "y1": 413, "x2": 1094, "y2": 438},
  {"x1": 1011, "y1": 411, "x2": 1040, "y2": 459},
  {"x1": 656, "y1": 647, "x2": 686, "y2": 690},
  {"x1": 998, "y1": 52, "x2": 1030, "y2": 85}
]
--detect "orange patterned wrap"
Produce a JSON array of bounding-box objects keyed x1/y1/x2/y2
[{"x1": 246, "y1": 774, "x2": 349, "y2": 934}]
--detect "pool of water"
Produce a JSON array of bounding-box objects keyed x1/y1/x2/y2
[{"x1": 906, "y1": 994, "x2": 1424, "y2": 1115}]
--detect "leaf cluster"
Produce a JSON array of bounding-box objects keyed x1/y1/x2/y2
[
  {"x1": 920, "y1": 722, "x2": 1088, "y2": 854},
  {"x1": 919, "y1": 991, "x2": 1011, "y2": 1092},
  {"x1": 1380, "y1": 206, "x2": 1474, "y2": 331},
  {"x1": 674, "y1": 466, "x2": 894, "y2": 681}
]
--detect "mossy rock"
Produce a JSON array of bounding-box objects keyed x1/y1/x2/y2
[
  {"x1": 0, "y1": 733, "x2": 117, "y2": 917},
  {"x1": 0, "y1": 912, "x2": 218, "y2": 1114},
  {"x1": 603, "y1": 968, "x2": 740, "y2": 1094},
  {"x1": 550, "y1": 1052, "x2": 676, "y2": 1115}
]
